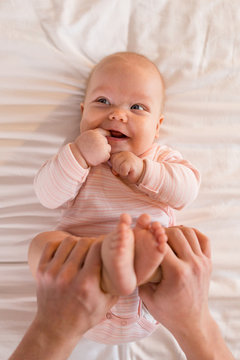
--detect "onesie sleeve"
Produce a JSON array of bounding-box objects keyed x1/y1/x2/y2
[
  {"x1": 137, "y1": 146, "x2": 201, "y2": 210},
  {"x1": 34, "y1": 144, "x2": 90, "y2": 209}
]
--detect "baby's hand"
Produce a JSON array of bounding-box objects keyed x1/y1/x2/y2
[
  {"x1": 74, "y1": 128, "x2": 111, "y2": 167},
  {"x1": 110, "y1": 152, "x2": 145, "y2": 184}
]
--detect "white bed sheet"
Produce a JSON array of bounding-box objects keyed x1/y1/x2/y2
[{"x1": 1, "y1": 0, "x2": 240, "y2": 358}]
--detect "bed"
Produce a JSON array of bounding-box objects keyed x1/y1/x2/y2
[{"x1": 1, "y1": 0, "x2": 240, "y2": 358}]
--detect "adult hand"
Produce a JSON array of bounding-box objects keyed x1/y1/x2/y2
[
  {"x1": 139, "y1": 226, "x2": 234, "y2": 360},
  {"x1": 35, "y1": 236, "x2": 118, "y2": 341},
  {"x1": 140, "y1": 226, "x2": 212, "y2": 334},
  {"x1": 10, "y1": 236, "x2": 118, "y2": 360}
]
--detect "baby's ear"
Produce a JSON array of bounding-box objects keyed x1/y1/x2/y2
[
  {"x1": 155, "y1": 115, "x2": 164, "y2": 138},
  {"x1": 80, "y1": 103, "x2": 84, "y2": 113}
]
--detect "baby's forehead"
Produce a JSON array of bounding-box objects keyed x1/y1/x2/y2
[
  {"x1": 90, "y1": 53, "x2": 164, "y2": 89},
  {"x1": 96, "y1": 53, "x2": 158, "y2": 76}
]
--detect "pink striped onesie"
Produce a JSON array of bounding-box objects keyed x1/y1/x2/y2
[{"x1": 34, "y1": 142, "x2": 200, "y2": 344}]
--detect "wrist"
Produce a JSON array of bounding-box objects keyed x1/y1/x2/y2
[
  {"x1": 70, "y1": 142, "x2": 89, "y2": 169},
  {"x1": 9, "y1": 316, "x2": 83, "y2": 360},
  {"x1": 32, "y1": 315, "x2": 83, "y2": 357},
  {"x1": 173, "y1": 313, "x2": 234, "y2": 360},
  {"x1": 136, "y1": 159, "x2": 146, "y2": 185}
]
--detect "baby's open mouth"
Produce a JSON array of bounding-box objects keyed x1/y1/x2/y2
[{"x1": 110, "y1": 130, "x2": 128, "y2": 138}]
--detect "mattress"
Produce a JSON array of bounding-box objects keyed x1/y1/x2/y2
[{"x1": 0, "y1": 0, "x2": 240, "y2": 358}]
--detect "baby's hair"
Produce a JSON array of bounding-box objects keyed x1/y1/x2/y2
[{"x1": 84, "y1": 51, "x2": 165, "y2": 113}]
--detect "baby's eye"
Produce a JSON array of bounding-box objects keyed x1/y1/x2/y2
[
  {"x1": 97, "y1": 97, "x2": 110, "y2": 105},
  {"x1": 131, "y1": 104, "x2": 144, "y2": 111}
]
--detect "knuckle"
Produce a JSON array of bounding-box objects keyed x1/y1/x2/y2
[
  {"x1": 191, "y1": 255, "x2": 211, "y2": 277},
  {"x1": 43, "y1": 241, "x2": 56, "y2": 255},
  {"x1": 39, "y1": 269, "x2": 55, "y2": 286},
  {"x1": 36, "y1": 265, "x2": 45, "y2": 282},
  {"x1": 166, "y1": 226, "x2": 181, "y2": 236},
  {"x1": 87, "y1": 130, "x2": 95, "y2": 138},
  {"x1": 56, "y1": 272, "x2": 70, "y2": 289},
  {"x1": 174, "y1": 265, "x2": 190, "y2": 284},
  {"x1": 63, "y1": 235, "x2": 77, "y2": 246},
  {"x1": 203, "y1": 255, "x2": 212, "y2": 274},
  {"x1": 184, "y1": 227, "x2": 195, "y2": 237},
  {"x1": 120, "y1": 162, "x2": 129, "y2": 175},
  {"x1": 191, "y1": 258, "x2": 202, "y2": 276},
  {"x1": 77, "y1": 279, "x2": 92, "y2": 300}
]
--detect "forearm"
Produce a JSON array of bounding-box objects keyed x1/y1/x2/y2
[
  {"x1": 70, "y1": 142, "x2": 88, "y2": 168},
  {"x1": 174, "y1": 315, "x2": 235, "y2": 360},
  {"x1": 34, "y1": 144, "x2": 89, "y2": 209},
  {"x1": 9, "y1": 317, "x2": 82, "y2": 360},
  {"x1": 137, "y1": 158, "x2": 200, "y2": 209}
]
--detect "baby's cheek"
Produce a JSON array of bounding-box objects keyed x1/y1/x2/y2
[{"x1": 80, "y1": 112, "x2": 98, "y2": 132}]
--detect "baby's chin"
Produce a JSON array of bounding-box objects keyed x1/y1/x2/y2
[{"x1": 110, "y1": 149, "x2": 142, "y2": 157}]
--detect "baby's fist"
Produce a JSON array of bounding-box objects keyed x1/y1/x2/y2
[
  {"x1": 75, "y1": 129, "x2": 111, "y2": 167},
  {"x1": 110, "y1": 152, "x2": 145, "y2": 184}
]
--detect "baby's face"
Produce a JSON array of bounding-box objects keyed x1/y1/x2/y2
[{"x1": 80, "y1": 55, "x2": 164, "y2": 156}]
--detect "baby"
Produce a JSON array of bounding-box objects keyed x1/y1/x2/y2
[{"x1": 32, "y1": 52, "x2": 200, "y2": 344}]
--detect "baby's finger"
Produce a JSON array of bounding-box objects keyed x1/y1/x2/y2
[
  {"x1": 111, "y1": 168, "x2": 119, "y2": 176},
  {"x1": 106, "y1": 143, "x2": 112, "y2": 154},
  {"x1": 110, "y1": 152, "x2": 124, "y2": 162},
  {"x1": 95, "y1": 128, "x2": 110, "y2": 137}
]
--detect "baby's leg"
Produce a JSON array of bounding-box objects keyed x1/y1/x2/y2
[
  {"x1": 101, "y1": 213, "x2": 137, "y2": 296},
  {"x1": 133, "y1": 214, "x2": 167, "y2": 286}
]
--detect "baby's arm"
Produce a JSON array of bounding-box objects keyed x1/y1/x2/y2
[
  {"x1": 137, "y1": 146, "x2": 201, "y2": 209},
  {"x1": 110, "y1": 146, "x2": 200, "y2": 209},
  {"x1": 34, "y1": 144, "x2": 90, "y2": 209},
  {"x1": 34, "y1": 129, "x2": 111, "y2": 209}
]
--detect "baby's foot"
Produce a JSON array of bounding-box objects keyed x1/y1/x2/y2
[
  {"x1": 133, "y1": 214, "x2": 167, "y2": 286},
  {"x1": 101, "y1": 213, "x2": 137, "y2": 296}
]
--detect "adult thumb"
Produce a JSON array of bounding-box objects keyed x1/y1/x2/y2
[{"x1": 138, "y1": 282, "x2": 156, "y2": 305}]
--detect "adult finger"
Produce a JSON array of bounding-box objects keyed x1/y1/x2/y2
[
  {"x1": 158, "y1": 244, "x2": 182, "y2": 278},
  {"x1": 165, "y1": 227, "x2": 194, "y2": 260},
  {"x1": 81, "y1": 241, "x2": 102, "y2": 279},
  {"x1": 138, "y1": 282, "x2": 156, "y2": 307},
  {"x1": 83, "y1": 242, "x2": 118, "y2": 302},
  {"x1": 192, "y1": 228, "x2": 211, "y2": 258},
  {"x1": 45, "y1": 236, "x2": 77, "y2": 276},
  {"x1": 178, "y1": 226, "x2": 203, "y2": 255},
  {"x1": 64, "y1": 237, "x2": 95, "y2": 270},
  {"x1": 50, "y1": 236, "x2": 77, "y2": 262},
  {"x1": 38, "y1": 240, "x2": 61, "y2": 270}
]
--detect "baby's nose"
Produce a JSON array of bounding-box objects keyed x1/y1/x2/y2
[{"x1": 109, "y1": 110, "x2": 127, "y2": 123}]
